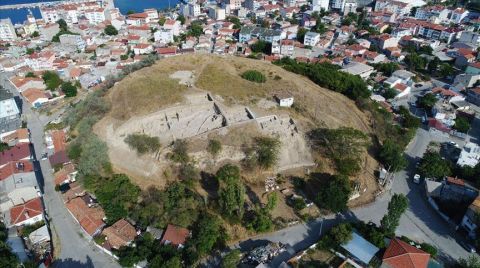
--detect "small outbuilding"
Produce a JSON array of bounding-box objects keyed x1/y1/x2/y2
[{"x1": 274, "y1": 92, "x2": 294, "y2": 107}]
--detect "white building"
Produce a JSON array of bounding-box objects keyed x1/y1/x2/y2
[
  {"x1": 163, "y1": 19, "x2": 181, "y2": 36},
  {"x1": 450, "y1": 7, "x2": 469, "y2": 24},
  {"x1": 154, "y1": 29, "x2": 174, "y2": 44},
  {"x1": 303, "y1": 31, "x2": 320, "y2": 46},
  {"x1": 274, "y1": 93, "x2": 294, "y2": 107},
  {"x1": 0, "y1": 18, "x2": 17, "y2": 41},
  {"x1": 189, "y1": 4, "x2": 201, "y2": 17},
  {"x1": 40, "y1": 8, "x2": 60, "y2": 24},
  {"x1": 226, "y1": 0, "x2": 242, "y2": 10},
  {"x1": 312, "y1": 0, "x2": 329, "y2": 11},
  {"x1": 343, "y1": 0, "x2": 357, "y2": 14},
  {"x1": 209, "y1": 7, "x2": 226, "y2": 20},
  {"x1": 331, "y1": 0, "x2": 346, "y2": 10},
  {"x1": 85, "y1": 8, "x2": 106, "y2": 25},
  {"x1": 59, "y1": 34, "x2": 86, "y2": 51},
  {"x1": 457, "y1": 143, "x2": 480, "y2": 167},
  {"x1": 341, "y1": 62, "x2": 374, "y2": 80},
  {"x1": 459, "y1": 31, "x2": 480, "y2": 46}
]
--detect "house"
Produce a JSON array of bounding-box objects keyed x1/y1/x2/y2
[
  {"x1": 381, "y1": 238, "x2": 430, "y2": 268},
  {"x1": 384, "y1": 70, "x2": 415, "y2": 87},
  {"x1": 279, "y1": 39, "x2": 294, "y2": 57},
  {"x1": 239, "y1": 26, "x2": 283, "y2": 44},
  {"x1": 65, "y1": 195, "x2": 106, "y2": 237},
  {"x1": 102, "y1": 219, "x2": 137, "y2": 250},
  {"x1": 0, "y1": 160, "x2": 37, "y2": 192},
  {"x1": 371, "y1": 34, "x2": 399, "y2": 50},
  {"x1": 274, "y1": 92, "x2": 294, "y2": 107},
  {"x1": 9, "y1": 197, "x2": 44, "y2": 227},
  {"x1": 303, "y1": 31, "x2": 320, "y2": 47},
  {"x1": 0, "y1": 128, "x2": 29, "y2": 146},
  {"x1": 466, "y1": 87, "x2": 480, "y2": 106},
  {"x1": 393, "y1": 83, "x2": 411, "y2": 99},
  {"x1": 466, "y1": 62, "x2": 480, "y2": 75},
  {"x1": 48, "y1": 150, "x2": 70, "y2": 167},
  {"x1": 163, "y1": 19, "x2": 181, "y2": 36},
  {"x1": 22, "y1": 88, "x2": 50, "y2": 108},
  {"x1": 341, "y1": 62, "x2": 374, "y2": 80},
  {"x1": 0, "y1": 144, "x2": 31, "y2": 168},
  {"x1": 457, "y1": 142, "x2": 480, "y2": 168},
  {"x1": 154, "y1": 29, "x2": 174, "y2": 44},
  {"x1": 341, "y1": 232, "x2": 380, "y2": 266},
  {"x1": 9, "y1": 76, "x2": 45, "y2": 93},
  {"x1": 133, "y1": 44, "x2": 153, "y2": 55},
  {"x1": 461, "y1": 197, "x2": 480, "y2": 239},
  {"x1": 160, "y1": 224, "x2": 190, "y2": 248},
  {"x1": 54, "y1": 163, "x2": 77, "y2": 186}
]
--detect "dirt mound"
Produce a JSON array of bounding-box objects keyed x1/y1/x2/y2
[{"x1": 95, "y1": 55, "x2": 375, "y2": 195}]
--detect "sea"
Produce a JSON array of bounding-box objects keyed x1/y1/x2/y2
[{"x1": 0, "y1": 0, "x2": 179, "y2": 24}]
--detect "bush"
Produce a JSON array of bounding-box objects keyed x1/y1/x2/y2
[
  {"x1": 170, "y1": 139, "x2": 189, "y2": 163},
  {"x1": 241, "y1": 70, "x2": 266, "y2": 83},
  {"x1": 316, "y1": 175, "x2": 351, "y2": 213},
  {"x1": 124, "y1": 134, "x2": 161, "y2": 155},
  {"x1": 255, "y1": 136, "x2": 281, "y2": 169},
  {"x1": 42, "y1": 71, "x2": 63, "y2": 90},
  {"x1": 379, "y1": 139, "x2": 407, "y2": 172},
  {"x1": 420, "y1": 242, "x2": 437, "y2": 257},
  {"x1": 207, "y1": 139, "x2": 222, "y2": 157},
  {"x1": 61, "y1": 81, "x2": 77, "y2": 97},
  {"x1": 104, "y1": 25, "x2": 118, "y2": 36},
  {"x1": 454, "y1": 117, "x2": 471, "y2": 133}
]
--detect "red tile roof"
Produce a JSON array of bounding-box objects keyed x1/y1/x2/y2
[
  {"x1": 102, "y1": 219, "x2": 137, "y2": 249},
  {"x1": 65, "y1": 197, "x2": 105, "y2": 236},
  {"x1": 51, "y1": 130, "x2": 67, "y2": 154},
  {"x1": 447, "y1": 177, "x2": 465, "y2": 186},
  {"x1": 10, "y1": 197, "x2": 43, "y2": 225},
  {"x1": 383, "y1": 238, "x2": 430, "y2": 268},
  {"x1": 0, "y1": 160, "x2": 34, "y2": 181},
  {"x1": 161, "y1": 224, "x2": 189, "y2": 247},
  {"x1": 0, "y1": 144, "x2": 31, "y2": 167}
]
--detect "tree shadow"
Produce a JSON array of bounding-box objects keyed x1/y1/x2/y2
[
  {"x1": 245, "y1": 185, "x2": 261, "y2": 205},
  {"x1": 52, "y1": 256, "x2": 95, "y2": 268},
  {"x1": 199, "y1": 171, "x2": 218, "y2": 200}
]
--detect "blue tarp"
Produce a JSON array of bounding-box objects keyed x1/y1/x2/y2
[{"x1": 341, "y1": 232, "x2": 380, "y2": 265}]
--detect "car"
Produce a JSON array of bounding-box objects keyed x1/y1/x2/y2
[
  {"x1": 449, "y1": 141, "x2": 458, "y2": 147},
  {"x1": 414, "y1": 83, "x2": 422, "y2": 88},
  {"x1": 459, "y1": 241, "x2": 477, "y2": 253},
  {"x1": 413, "y1": 174, "x2": 421, "y2": 184}
]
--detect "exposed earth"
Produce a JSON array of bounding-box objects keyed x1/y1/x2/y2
[{"x1": 94, "y1": 54, "x2": 378, "y2": 207}]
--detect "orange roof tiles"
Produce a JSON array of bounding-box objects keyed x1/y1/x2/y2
[
  {"x1": 383, "y1": 238, "x2": 430, "y2": 268},
  {"x1": 65, "y1": 197, "x2": 105, "y2": 236},
  {"x1": 0, "y1": 160, "x2": 34, "y2": 181},
  {"x1": 161, "y1": 224, "x2": 189, "y2": 247},
  {"x1": 51, "y1": 130, "x2": 67, "y2": 154},
  {"x1": 10, "y1": 197, "x2": 43, "y2": 225},
  {"x1": 102, "y1": 219, "x2": 137, "y2": 249}
]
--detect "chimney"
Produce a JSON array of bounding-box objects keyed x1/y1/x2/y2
[{"x1": 24, "y1": 211, "x2": 30, "y2": 219}]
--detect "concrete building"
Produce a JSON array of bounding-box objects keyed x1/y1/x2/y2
[
  {"x1": 312, "y1": 0, "x2": 329, "y2": 11},
  {"x1": 331, "y1": 0, "x2": 346, "y2": 10},
  {"x1": 0, "y1": 97, "x2": 21, "y2": 135},
  {"x1": 459, "y1": 31, "x2": 480, "y2": 47},
  {"x1": 303, "y1": 31, "x2": 320, "y2": 46},
  {"x1": 457, "y1": 142, "x2": 480, "y2": 167},
  {"x1": 343, "y1": 0, "x2": 357, "y2": 15},
  {"x1": 59, "y1": 34, "x2": 86, "y2": 51},
  {"x1": 208, "y1": 7, "x2": 226, "y2": 20},
  {"x1": 40, "y1": 7, "x2": 60, "y2": 24},
  {"x1": 85, "y1": 8, "x2": 106, "y2": 25},
  {"x1": 154, "y1": 29, "x2": 174, "y2": 44},
  {"x1": 341, "y1": 62, "x2": 374, "y2": 80},
  {"x1": 239, "y1": 26, "x2": 283, "y2": 43},
  {"x1": 226, "y1": 0, "x2": 242, "y2": 10},
  {"x1": 0, "y1": 18, "x2": 17, "y2": 41}
]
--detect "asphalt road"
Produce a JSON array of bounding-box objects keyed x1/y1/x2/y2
[
  {"x1": 1, "y1": 74, "x2": 120, "y2": 268},
  {"x1": 236, "y1": 127, "x2": 473, "y2": 267}
]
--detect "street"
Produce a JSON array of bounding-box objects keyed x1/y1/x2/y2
[{"x1": 1, "y1": 73, "x2": 120, "y2": 268}]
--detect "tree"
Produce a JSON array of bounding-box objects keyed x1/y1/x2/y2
[
  {"x1": 417, "y1": 93, "x2": 437, "y2": 111},
  {"x1": 159, "y1": 17, "x2": 166, "y2": 26},
  {"x1": 25, "y1": 72, "x2": 36, "y2": 78},
  {"x1": 77, "y1": 135, "x2": 109, "y2": 176},
  {"x1": 330, "y1": 223, "x2": 353, "y2": 245},
  {"x1": 398, "y1": 106, "x2": 420, "y2": 129},
  {"x1": 381, "y1": 193, "x2": 409, "y2": 235},
  {"x1": 418, "y1": 150, "x2": 451, "y2": 179},
  {"x1": 26, "y1": 48, "x2": 34, "y2": 55},
  {"x1": 404, "y1": 53, "x2": 426, "y2": 71},
  {"x1": 241, "y1": 70, "x2": 266, "y2": 83},
  {"x1": 309, "y1": 127, "x2": 369, "y2": 175},
  {"x1": 104, "y1": 25, "x2": 118, "y2": 36},
  {"x1": 61, "y1": 81, "x2": 77, "y2": 97},
  {"x1": 427, "y1": 57, "x2": 440, "y2": 74},
  {"x1": 245, "y1": 208, "x2": 273, "y2": 232},
  {"x1": 439, "y1": 63, "x2": 454, "y2": 77},
  {"x1": 177, "y1": 15, "x2": 186, "y2": 25},
  {"x1": 454, "y1": 117, "x2": 471, "y2": 133},
  {"x1": 297, "y1": 27, "x2": 308, "y2": 43},
  {"x1": 31, "y1": 31, "x2": 39, "y2": 37},
  {"x1": 221, "y1": 249, "x2": 242, "y2": 268},
  {"x1": 207, "y1": 139, "x2": 222, "y2": 157},
  {"x1": 217, "y1": 164, "x2": 245, "y2": 219},
  {"x1": 250, "y1": 40, "x2": 271, "y2": 54},
  {"x1": 187, "y1": 21, "x2": 204, "y2": 37},
  {"x1": 124, "y1": 133, "x2": 161, "y2": 155},
  {"x1": 170, "y1": 139, "x2": 189, "y2": 163},
  {"x1": 373, "y1": 62, "x2": 400, "y2": 76},
  {"x1": 379, "y1": 139, "x2": 407, "y2": 172},
  {"x1": 191, "y1": 214, "x2": 223, "y2": 256},
  {"x1": 316, "y1": 175, "x2": 351, "y2": 212},
  {"x1": 127, "y1": 10, "x2": 135, "y2": 15},
  {"x1": 266, "y1": 192, "x2": 278, "y2": 211},
  {"x1": 457, "y1": 255, "x2": 480, "y2": 268},
  {"x1": 255, "y1": 136, "x2": 280, "y2": 169},
  {"x1": 42, "y1": 71, "x2": 63, "y2": 90},
  {"x1": 57, "y1": 19, "x2": 67, "y2": 31}
]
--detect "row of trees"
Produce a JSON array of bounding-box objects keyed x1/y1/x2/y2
[{"x1": 274, "y1": 58, "x2": 371, "y2": 100}]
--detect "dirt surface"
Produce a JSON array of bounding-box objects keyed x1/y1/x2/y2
[{"x1": 94, "y1": 54, "x2": 378, "y2": 205}]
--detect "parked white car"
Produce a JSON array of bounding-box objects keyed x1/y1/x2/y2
[{"x1": 413, "y1": 174, "x2": 421, "y2": 184}]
